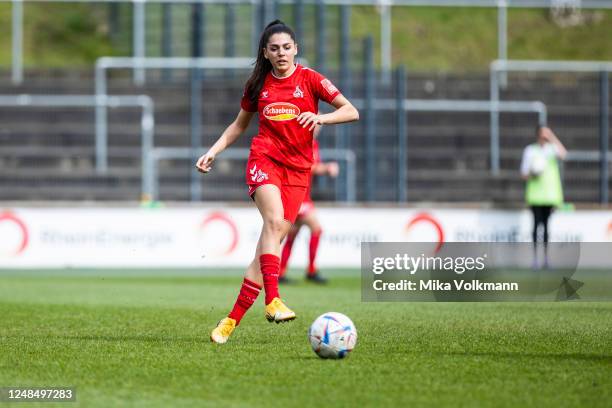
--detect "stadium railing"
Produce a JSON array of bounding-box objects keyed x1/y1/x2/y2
[
  {"x1": 94, "y1": 57, "x2": 254, "y2": 174},
  {"x1": 7, "y1": 0, "x2": 612, "y2": 87},
  {"x1": 146, "y1": 147, "x2": 357, "y2": 203},
  {"x1": 0, "y1": 94, "x2": 155, "y2": 195},
  {"x1": 351, "y1": 97, "x2": 547, "y2": 202},
  {"x1": 490, "y1": 59, "x2": 612, "y2": 202}
]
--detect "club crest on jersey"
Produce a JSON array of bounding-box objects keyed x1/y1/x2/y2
[
  {"x1": 249, "y1": 164, "x2": 269, "y2": 183},
  {"x1": 263, "y1": 102, "x2": 300, "y2": 121},
  {"x1": 293, "y1": 85, "x2": 304, "y2": 98}
]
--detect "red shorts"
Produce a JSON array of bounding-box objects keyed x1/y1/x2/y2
[
  {"x1": 297, "y1": 197, "x2": 315, "y2": 218},
  {"x1": 246, "y1": 152, "x2": 310, "y2": 223}
]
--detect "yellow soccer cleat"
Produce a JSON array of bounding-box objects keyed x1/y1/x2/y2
[
  {"x1": 265, "y1": 297, "x2": 296, "y2": 323},
  {"x1": 210, "y1": 317, "x2": 237, "y2": 344}
]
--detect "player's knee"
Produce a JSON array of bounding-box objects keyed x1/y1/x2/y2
[{"x1": 264, "y1": 216, "x2": 285, "y2": 235}]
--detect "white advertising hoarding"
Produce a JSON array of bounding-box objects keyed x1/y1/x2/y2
[{"x1": 0, "y1": 207, "x2": 610, "y2": 268}]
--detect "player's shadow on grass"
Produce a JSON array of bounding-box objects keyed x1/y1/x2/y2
[{"x1": 441, "y1": 351, "x2": 612, "y2": 363}]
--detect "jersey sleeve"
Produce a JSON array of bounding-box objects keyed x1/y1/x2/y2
[
  {"x1": 240, "y1": 87, "x2": 258, "y2": 112},
  {"x1": 520, "y1": 146, "x2": 532, "y2": 177},
  {"x1": 308, "y1": 69, "x2": 341, "y2": 104}
]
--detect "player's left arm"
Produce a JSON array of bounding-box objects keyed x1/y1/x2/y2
[
  {"x1": 320, "y1": 95, "x2": 360, "y2": 126},
  {"x1": 297, "y1": 95, "x2": 359, "y2": 131}
]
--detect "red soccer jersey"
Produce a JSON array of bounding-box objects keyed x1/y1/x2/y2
[{"x1": 241, "y1": 64, "x2": 341, "y2": 172}]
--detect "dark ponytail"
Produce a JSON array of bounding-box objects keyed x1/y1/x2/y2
[{"x1": 245, "y1": 19, "x2": 297, "y2": 106}]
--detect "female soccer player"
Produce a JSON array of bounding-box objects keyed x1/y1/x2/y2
[
  {"x1": 279, "y1": 130, "x2": 339, "y2": 284},
  {"x1": 196, "y1": 20, "x2": 359, "y2": 344}
]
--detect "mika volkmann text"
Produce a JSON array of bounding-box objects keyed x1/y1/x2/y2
[{"x1": 361, "y1": 242, "x2": 611, "y2": 302}]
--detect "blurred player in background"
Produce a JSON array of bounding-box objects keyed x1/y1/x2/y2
[
  {"x1": 279, "y1": 124, "x2": 338, "y2": 284},
  {"x1": 196, "y1": 20, "x2": 359, "y2": 344},
  {"x1": 520, "y1": 126, "x2": 567, "y2": 268}
]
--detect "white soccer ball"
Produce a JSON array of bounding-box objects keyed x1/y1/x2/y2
[
  {"x1": 308, "y1": 312, "x2": 357, "y2": 359},
  {"x1": 530, "y1": 154, "x2": 547, "y2": 176}
]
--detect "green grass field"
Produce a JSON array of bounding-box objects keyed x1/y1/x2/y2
[{"x1": 1, "y1": 269, "x2": 611, "y2": 407}]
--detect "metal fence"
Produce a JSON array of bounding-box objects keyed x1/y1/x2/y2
[
  {"x1": 147, "y1": 147, "x2": 356, "y2": 202},
  {"x1": 0, "y1": 0, "x2": 611, "y2": 203},
  {"x1": 491, "y1": 60, "x2": 612, "y2": 203},
  {"x1": 6, "y1": 0, "x2": 612, "y2": 85}
]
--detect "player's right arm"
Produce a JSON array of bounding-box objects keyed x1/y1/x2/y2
[
  {"x1": 312, "y1": 162, "x2": 339, "y2": 177},
  {"x1": 195, "y1": 109, "x2": 255, "y2": 174},
  {"x1": 542, "y1": 127, "x2": 567, "y2": 160}
]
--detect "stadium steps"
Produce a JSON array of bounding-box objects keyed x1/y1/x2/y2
[{"x1": 0, "y1": 69, "x2": 608, "y2": 202}]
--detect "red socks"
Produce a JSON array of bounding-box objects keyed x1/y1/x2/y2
[
  {"x1": 227, "y1": 254, "x2": 282, "y2": 322},
  {"x1": 279, "y1": 231, "x2": 297, "y2": 277},
  {"x1": 308, "y1": 229, "x2": 322, "y2": 276},
  {"x1": 280, "y1": 229, "x2": 322, "y2": 277},
  {"x1": 228, "y1": 278, "x2": 262, "y2": 325},
  {"x1": 260, "y1": 254, "x2": 281, "y2": 304}
]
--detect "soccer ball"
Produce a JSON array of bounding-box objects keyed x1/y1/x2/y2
[
  {"x1": 308, "y1": 312, "x2": 357, "y2": 359},
  {"x1": 530, "y1": 154, "x2": 547, "y2": 176}
]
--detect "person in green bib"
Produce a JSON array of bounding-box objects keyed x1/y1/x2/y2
[{"x1": 520, "y1": 126, "x2": 567, "y2": 268}]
